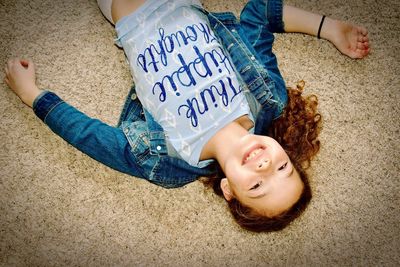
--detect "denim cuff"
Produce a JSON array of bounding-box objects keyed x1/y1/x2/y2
[
  {"x1": 33, "y1": 91, "x2": 64, "y2": 122},
  {"x1": 266, "y1": 0, "x2": 285, "y2": 33}
]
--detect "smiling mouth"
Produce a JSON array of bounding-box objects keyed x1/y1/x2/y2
[{"x1": 243, "y1": 146, "x2": 265, "y2": 165}]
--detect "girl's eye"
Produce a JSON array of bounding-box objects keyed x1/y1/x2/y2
[
  {"x1": 278, "y1": 162, "x2": 288, "y2": 171},
  {"x1": 250, "y1": 182, "x2": 261, "y2": 190}
]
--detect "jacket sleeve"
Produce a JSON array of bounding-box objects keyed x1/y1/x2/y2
[{"x1": 32, "y1": 91, "x2": 145, "y2": 178}]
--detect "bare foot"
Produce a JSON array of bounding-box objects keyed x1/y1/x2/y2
[{"x1": 323, "y1": 18, "x2": 370, "y2": 59}]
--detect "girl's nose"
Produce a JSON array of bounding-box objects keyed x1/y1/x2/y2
[{"x1": 257, "y1": 159, "x2": 270, "y2": 170}]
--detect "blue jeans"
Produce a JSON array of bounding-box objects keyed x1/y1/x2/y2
[{"x1": 33, "y1": 0, "x2": 287, "y2": 188}]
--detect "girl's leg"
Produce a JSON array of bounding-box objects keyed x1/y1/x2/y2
[
  {"x1": 97, "y1": 0, "x2": 114, "y2": 25},
  {"x1": 283, "y1": 5, "x2": 370, "y2": 59},
  {"x1": 96, "y1": 0, "x2": 145, "y2": 25},
  {"x1": 111, "y1": 0, "x2": 146, "y2": 24}
]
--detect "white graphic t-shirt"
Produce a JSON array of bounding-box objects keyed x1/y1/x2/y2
[{"x1": 115, "y1": 0, "x2": 253, "y2": 166}]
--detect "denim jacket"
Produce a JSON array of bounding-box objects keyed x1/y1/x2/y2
[{"x1": 33, "y1": 0, "x2": 288, "y2": 188}]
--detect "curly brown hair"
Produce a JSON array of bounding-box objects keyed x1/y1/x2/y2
[{"x1": 202, "y1": 81, "x2": 321, "y2": 232}]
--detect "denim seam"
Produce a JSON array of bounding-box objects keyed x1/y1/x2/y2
[
  {"x1": 151, "y1": 161, "x2": 163, "y2": 180},
  {"x1": 251, "y1": 25, "x2": 263, "y2": 46},
  {"x1": 151, "y1": 159, "x2": 192, "y2": 181},
  {"x1": 128, "y1": 133, "x2": 150, "y2": 178},
  {"x1": 117, "y1": 85, "x2": 142, "y2": 127},
  {"x1": 135, "y1": 148, "x2": 151, "y2": 164},
  {"x1": 209, "y1": 10, "x2": 275, "y2": 109},
  {"x1": 126, "y1": 131, "x2": 147, "y2": 152},
  {"x1": 248, "y1": 76, "x2": 264, "y2": 88},
  {"x1": 32, "y1": 90, "x2": 49, "y2": 109},
  {"x1": 43, "y1": 101, "x2": 64, "y2": 124},
  {"x1": 266, "y1": 0, "x2": 285, "y2": 33}
]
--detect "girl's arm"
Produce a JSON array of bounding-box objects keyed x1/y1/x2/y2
[
  {"x1": 4, "y1": 58, "x2": 43, "y2": 107},
  {"x1": 4, "y1": 58, "x2": 146, "y2": 178},
  {"x1": 282, "y1": 5, "x2": 370, "y2": 59},
  {"x1": 282, "y1": 6, "x2": 330, "y2": 38}
]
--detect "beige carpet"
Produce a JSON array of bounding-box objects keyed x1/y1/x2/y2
[{"x1": 1, "y1": 0, "x2": 399, "y2": 266}]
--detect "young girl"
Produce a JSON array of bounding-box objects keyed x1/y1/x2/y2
[{"x1": 4, "y1": 0, "x2": 369, "y2": 232}]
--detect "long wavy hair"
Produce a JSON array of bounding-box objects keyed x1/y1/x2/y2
[{"x1": 202, "y1": 81, "x2": 321, "y2": 232}]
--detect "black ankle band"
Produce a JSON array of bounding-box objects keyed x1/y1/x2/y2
[{"x1": 317, "y1": 15, "x2": 326, "y2": 39}]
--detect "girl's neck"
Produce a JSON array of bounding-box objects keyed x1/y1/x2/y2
[{"x1": 200, "y1": 115, "x2": 253, "y2": 169}]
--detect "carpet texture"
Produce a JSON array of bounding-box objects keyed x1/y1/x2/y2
[{"x1": 1, "y1": 0, "x2": 399, "y2": 266}]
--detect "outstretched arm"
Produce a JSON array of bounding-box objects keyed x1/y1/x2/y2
[
  {"x1": 4, "y1": 58, "x2": 145, "y2": 178},
  {"x1": 4, "y1": 58, "x2": 43, "y2": 107},
  {"x1": 282, "y1": 5, "x2": 370, "y2": 59}
]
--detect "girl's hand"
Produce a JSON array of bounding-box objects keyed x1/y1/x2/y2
[{"x1": 4, "y1": 58, "x2": 43, "y2": 108}]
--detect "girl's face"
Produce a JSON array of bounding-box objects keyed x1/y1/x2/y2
[{"x1": 221, "y1": 135, "x2": 304, "y2": 217}]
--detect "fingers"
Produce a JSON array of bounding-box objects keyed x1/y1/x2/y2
[
  {"x1": 5, "y1": 58, "x2": 34, "y2": 75},
  {"x1": 7, "y1": 58, "x2": 18, "y2": 66},
  {"x1": 6, "y1": 58, "x2": 17, "y2": 73},
  {"x1": 6, "y1": 58, "x2": 32, "y2": 67},
  {"x1": 4, "y1": 76, "x2": 10, "y2": 86},
  {"x1": 4, "y1": 58, "x2": 24, "y2": 86},
  {"x1": 352, "y1": 46, "x2": 370, "y2": 59},
  {"x1": 20, "y1": 58, "x2": 33, "y2": 69},
  {"x1": 353, "y1": 26, "x2": 370, "y2": 58},
  {"x1": 4, "y1": 62, "x2": 10, "y2": 85},
  {"x1": 20, "y1": 60, "x2": 29, "y2": 68},
  {"x1": 359, "y1": 48, "x2": 369, "y2": 58},
  {"x1": 357, "y1": 34, "x2": 369, "y2": 43},
  {"x1": 356, "y1": 41, "x2": 369, "y2": 50},
  {"x1": 4, "y1": 65, "x2": 10, "y2": 86},
  {"x1": 5, "y1": 59, "x2": 14, "y2": 79},
  {"x1": 4, "y1": 64, "x2": 9, "y2": 76},
  {"x1": 358, "y1": 26, "x2": 368, "y2": 36}
]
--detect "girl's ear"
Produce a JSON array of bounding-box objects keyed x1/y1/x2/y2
[{"x1": 220, "y1": 178, "x2": 233, "y2": 201}]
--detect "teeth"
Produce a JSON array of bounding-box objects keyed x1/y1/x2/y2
[{"x1": 245, "y1": 148, "x2": 263, "y2": 162}]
